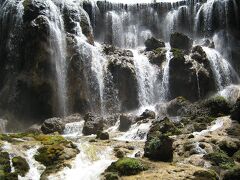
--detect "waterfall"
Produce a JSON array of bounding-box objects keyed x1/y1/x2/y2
[
  {"x1": 47, "y1": 0, "x2": 68, "y2": 116},
  {"x1": 203, "y1": 47, "x2": 233, "y2": 90},
  {"x1": 160, "y1": 43, "x2": 172, "y2": 101},
  {"x1": 132, "y1": 49, "x2": 160, "y2": 106}
]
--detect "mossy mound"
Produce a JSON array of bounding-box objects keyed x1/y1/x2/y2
[
  {"x1": 223, "y1": 167, "x2": 240, "y2": 180},
  {"x1": 204, "y1": 151, "x2": 235, "y2": 169},
  {"x1": 203, "y1": 96, "x2": 231, "y2": 117},
  {"x1": 12, "y1": 156, "x2": 30, "y2": 176},
  {"x1": 103, "y1": 172, "x2": 120, "y2": 180},
  {"x1": 105, "y1": 157, "x2": 148, "y2": 176},
  {"x1": 233, "y1": 150, "x2": 240, "y2": 162},
  {"x1": 193, "y1": 169, "x2": 219, "y2": 180}
]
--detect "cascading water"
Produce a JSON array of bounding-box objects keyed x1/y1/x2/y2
[
  {"x1": 203, "y1": 47, "x2": 235, "y2": 90},
  {"x1": 132, "y1": 49, "x2": 160, "y2": 106},
  {"x1": 47, "y1": 0, "x2": 68, "y2": 116},
  {"x1": 160, "y1": 43, "x2": 172, "y2": 101}
]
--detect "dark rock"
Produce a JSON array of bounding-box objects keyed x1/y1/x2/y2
[
  {"x1": 107, "y1": 53, "x2": 139, "y2": 112},
  {"x1": 135, "y1": 151, "x2": 141, "y2": 157},
  {"x1": 170, "y1": 32, "x2": 193, "y2": 52},
  {"x1": 137, "y1": 109, "x2": 156, "y2": 121},
  {"x1": 12, "y1": 156, "x2": 30, "y2": 176},
  {"x1": 223, "y1": 167, "x2": 240, "y2": 180},
  {"x1": 231, "y1": 97, "x2": 240, "y2": 122},
  {"x1": 169, "y1": 48, "x2": 215, "y2": 101},
  {"x1": 119, "y1": 114, "x2": 133, "y2": 132},
  {"x1": 233, "y1": 150, "x2": 240, "y2": 162},
  {"x1": 96, "y1": 131, "x2": 109, "y2": 140},
  {"x1": 41, "y1": 118, "x2": 64, "y2": 134},
  {"x1": 145, "y1": 37, "x2": 165, "y2": 51},
  {"x1": 82, "y1": 113, "x2": 104, "y2": 135},
  {"x1": 115, "y1": 149, "x2": 125, "y2": 158},
  {"x1": 103, "y1": 172, "x2": 120, "y2": 180}
]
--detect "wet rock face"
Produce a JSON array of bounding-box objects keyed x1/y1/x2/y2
[
  {"x1": 145, "y1": 37, "x2": 165, "y2": 51},
  {"x1": 231, "y1": 97, "x2": 240, "y2": 122},
  {"x1": 119, "y1": 114, "x2": 133, "y2": 132},
  {"x1": 169, "y1": 47, "x2": 216, "y2": 101},
  {"x1": 145, "y1": 47, "x2": 166, "y2": 67},
  {"x1": 170, "y1": 32, "x2": 193, "y2": 52},
  {"x1": 41, "y1": 118, "x2": 65, "y2": 134},
  {"x1": 106, "y1": 46, "x2": 139, "y2": 112}
]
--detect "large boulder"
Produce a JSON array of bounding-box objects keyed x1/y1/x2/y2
[
  {"x1": 119, "y1": 114, "x2": 133, "y2": 132},
  {"x1": 223, "y1": 167, "x2": 240, "y2": 180},
  {"x1": 82, "y1": 113, "x2": 104, "y2": 135},
  {"x1": 144, "y1": 117, "x2": 176, "y2": 161},
  {"x1": 170, "y1": 32, "x2": 193, "y2": 52},
  {"x1": 41, "y1": 118, "x2": 65, "y2": 134},
  {"x1": 166, "y1": 97, "x2": 189, "y2": 116},
  {"x1": 106, "y1": 49, "x2": 139, "y2": 112},
  {"x1": 144, "y1": 37, "x2": 165, "y2": 51},
  {"x1": 146, "y1": 47, "x2": 166, "y2": 67},
  {"x1": 137, "y1": 109, "x2": 156, "y2": 121}
]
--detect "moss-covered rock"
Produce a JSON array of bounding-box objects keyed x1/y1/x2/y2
[
  {"x1": 204, "y1": 151, "x2": 235, "y2": 169},
  {"x1": 231, "y1": 97, "x2": 240, "y2": 123},
  {"x1": 193, "y1": 169, "x2": 219, "y2": 180},
  {"x1": 233, "y1": 150, "x2": 240, "y2": 162},
  {"x1": 105, "y1": 157, "x2": 148, "y2": 176},
  {"x1": 218, "y1": 140, "x2": 240, "y2": 157},
  {"x1": 34, "y1": 135, "x2": 79, "y2": 177},
  {"x1": 170, "y1": 32, "x2": 193, "y2": 52},
  {"x1": 12, "y1": 156, "x2": 30, "y2": 176},
  {"x1": 103, "y1": 172, "x2": 120, "y2": 180},
  {"x1": 144, "y1": 37, "x2": 165, "y2": 51},
  {"x1": 96, "y1": 131, "x2": 109, "y2": 140},
  {"x1": 0, "y1": 152, "x2": 18, "y2": 179}
]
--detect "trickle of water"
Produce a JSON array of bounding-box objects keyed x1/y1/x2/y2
[{"x1": 160, "y1": 43, "x2": 172, "y2": 101}]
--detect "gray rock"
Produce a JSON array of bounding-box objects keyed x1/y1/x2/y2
[{"x1": 41, "y1": 118, "x2": 64, "y2": 134}]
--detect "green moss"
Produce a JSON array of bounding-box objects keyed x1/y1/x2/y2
[
  {"x1": 0, "y1": 152, "x2": 11, "y2": 173},
  {"x1": 12, "y1": 156, "x2": 30, "y2": 176},
  {"x1": 204, "y1": 151, "x2": 235, "y2": 169},
  {"x1": 106, "y1": 157, "x2": 148, "y2": 176},
  {"x1": 153, "y1": 47, "x2": 166, "y2": 54},
  {"x1": 171, "y1": 48, "x2": 184, "y2": 59}
]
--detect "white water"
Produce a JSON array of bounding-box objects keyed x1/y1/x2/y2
[
  {"x1": 160, "y1": 43, "x2": 172, "y2": 101},
  {"x1": 0, "y1": 118, "x2": 7, "y2": 133},
  {"x1": 115, "y1": 121, "x2": 152, "y2": 142},
  {"x1": 132, "y1": 49, "x2": 160, "y2": 106},
  {"x1": 19, "y1": 146, "x2": 45, "y2": 180},
  {"x1": 203, "y1": 47, "x2": 232, "y2": 90},
  {"x1": 47, "y1": 0, "x2": 68, "y2": 116},
  {"x1": 193, "y1": 118, "x2": 224, "y2": 136},
  {"x1": 218, "y1": 84, "x2": 240, "y2": 104}
]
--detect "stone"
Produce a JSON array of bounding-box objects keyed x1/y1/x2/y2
[
  {"x1": 96, "y1": 131, "x2": 110, "y2": 140},
  {"x1": 166, "y1": 97, "x2": 189, "y2": 116},
  {"x1": 193, "y1": 170, "x2": 219, "y2": 180},
  {"x1": 170, "y1": 32, "x2": 193, "y2": 52},
  {"x1": 12, "y1": 156, "x2": 30, "y2": 177},
  {"x1": 41, "y1": 118, "x2": 65, "y2": 134},
  {"x1": 137, "y1": 109, "x2": 156, "y2": 121},
  {"x1": 145, "y1": 37, "x2": 165, "y2": 51},
  {"x1": 119, "y1": 114, "x2": 133, "y2": 132},
  {"x1": 82, "y1": 113, "x2": 104, "y2": 135},
  {"x1": 223, "y1": 167, "x2": 240, "y2": 180}
]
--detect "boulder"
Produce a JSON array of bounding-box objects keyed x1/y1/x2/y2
[
  {"x1": 119, "y1": 114, "x2": 133, "y2": 132},
  {"x1": 137, "y1": 109, "x2": 156, "y2": 121},
  {"x1": 12, "y1": 156, "x2": 30, "y2": 177},
  {"x1": 105, "y1": 157, "x2": 148, "y2": 176},
  {"x1": 106, "y1": 52, "x2": 139, "y2": 112},
  {"x1": 218, "y1": 139, "x2": 240, "y2": 156},
  {"x1": 144, "y1": 37, "x2": 165, "y2": 51},
  {"x1": 231, "y1": 97, "x2": 240, "y2": 122},
  {"x1": 193, "y1": 170, "x2": 218, "y2": 180},
  {"x1": 144, "y1": 134, "x2": 174, "y2": 161},
  {"x1": 170, "y1": 32, "x2": 193, "y2": 52},
  {"x1": 96, "y1": 131, "x2": 110, "y2": 140},
  {"x1": 82, "y1": 113, "x2": 104, "y2": 135},
  {"x1": 41, "y1": 118, "x2": 65, "y2": 134}
]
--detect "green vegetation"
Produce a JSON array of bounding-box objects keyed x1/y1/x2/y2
[
  {"x1": 12, "y1": 156, "x2": 30, "y2": 176},
  {"x1": 105, "y1": 157, "x2": 148, "y2": 176}
]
